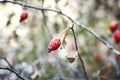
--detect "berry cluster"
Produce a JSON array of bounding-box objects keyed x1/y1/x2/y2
[{"x1": 109, "y1": 22, "x2": 120, "y2": 44}]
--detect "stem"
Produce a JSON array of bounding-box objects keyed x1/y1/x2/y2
[
  {"x1": 70, "y1": 24, "x2": 88, "y2": 80},
  {"x1": 0, "y1": 57, "x2": 13, "y2": 69},
  {"x1": 0, "y1": 0, "x2": 119, "y2": 55},
  {"x1": 0, "y1": 67, "x2": 25, "y2": 80},
  {"x1": 76, "y1": 23, "x2": 120, "y2": 54},
  {"x1": 0, "y1": 57, "x2": 25, "y2": 80}
]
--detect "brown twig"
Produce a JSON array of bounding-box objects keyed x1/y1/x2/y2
[
  {"x1": 70, "y1": 24, "x2": 88, "y2": 80},
  {"x1": 0, "y1": 57, "x2": 25, "y2": 80},
  {"x1": 0, "y1": 66, "x2": 25, "y2": 80},
  {"x1": 0, "y1": 57, "x2": 13, "y2": 69}
]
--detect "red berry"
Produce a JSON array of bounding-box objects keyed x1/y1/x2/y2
[
  {"x1": 114, "y1": 30, "x2": 120, "y2": 44},
  {"x1": 109, "y1": 22, "x2": 118, "y2": 32},
  {"x1": 20, "y1": 11, "x2": 28, "y2": 22},
  {"x1": 115, "y1": 55, "x2": 120, "y2": 62},
  {"x1": 48, "y1": 38, "x2": 61, "y2": 53},
  {"x1": 93, "y1": 54, "x2": 101, "y2": 62}
]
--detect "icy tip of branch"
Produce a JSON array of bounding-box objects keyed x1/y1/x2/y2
[{"x1": 113, "y1": 49, "x2": 120, "y2": 55}]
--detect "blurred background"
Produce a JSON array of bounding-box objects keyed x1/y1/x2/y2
[{"x1": 0, "y1": 0, "x2": 120, "y2": 80}]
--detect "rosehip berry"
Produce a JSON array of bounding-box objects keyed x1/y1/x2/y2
[
  {"x1": 109, "y1": 22, "x2": 118, "y2": 32},
  {"x1": 93, "y1": 54, "x2": 101, "y2": 62},
  {"x1": 48, "y1": 38, "x2": 61, "y2": 53},
  {"x1": 114, "y1": 30, "x2": 120, "y2": 44},
  {"x1": 20, "y1": 11, "x2": 28, "y2": 22},
  {"x1": 115, "y1": 55, "x2": 120, "y2": 62}
]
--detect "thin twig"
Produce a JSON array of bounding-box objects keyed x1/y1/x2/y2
[
  {"x1": 0, "y1": 57, "x2": 25, "y2": 80},
  {"x1": 0, "y1": 0, "x2": 74, "y2": 22},
  {"x1": 70, "y1": 24, "x2": 88, "y2": 80},
  {"x1": 76, "y1": 23, "x2": 120, "y2": 54},
  {"x1": 0, "y1": 57, "x2": 13, "y2": 69},
  {"x1": 41, "y1": 0, "x2": 52, "y2": 38},
  {"x1": 0, "y1": 66, "x2": 25, "y2": 80},
  {"x1": 0, "y1": 0, "x2": 119, "y2": 55}
]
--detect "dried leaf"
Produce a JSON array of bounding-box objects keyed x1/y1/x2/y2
[
  {"x1": 66, "y1": 56, "x2": 76, "y2": 63},
  {"x1": 18, "y1": 69, "x2": 23, "y2": 75},
  {"x1": 35, "y1": 75, "x2": 41, "y2": 80},
  {"x1": 99, "y1": 75, "x2": 108, "y2": 79},
  {"x1": 65, "y1": 28, "x2": 71, "y2": 37},
  {"x1": 62, "y1": 38, "x2": 67, "y2": 48},
  {"x1": 61, "y1": 28, "x2": 71, "y2": 48},
  {"x1": 98, "y1": 65, "x2": 117, "y2": 80},
  {"x1": 108, "y1": 65, "x2": 114, "y2": 73}
]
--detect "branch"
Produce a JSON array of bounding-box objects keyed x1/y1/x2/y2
[
  {"x1": 70, "y1": 24, "x2": 88, "y2": 80},
  {"x1": 76, "y1": 23, "x2": 120, "y2": 54},
  {"x1": 0, "y1": 57, "x2": 13, "y2": 69},
  {"x1": 0, "y1": 67, "x2": 25, "y2": 80},
  {"x1": 0, "y1": 57, "x2": 25, "y2": 80},
  {"x1": 0, "y1": 0, "x2": 119, "y2": 55}
]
